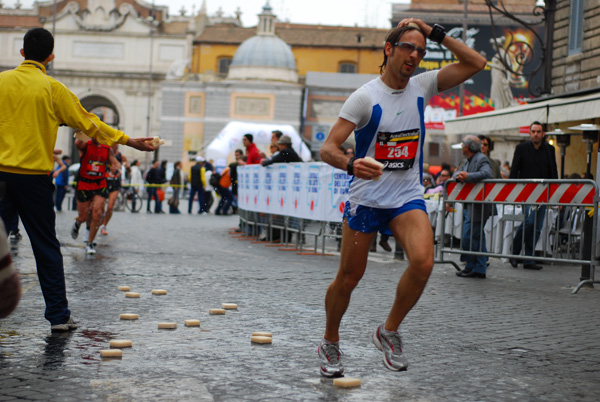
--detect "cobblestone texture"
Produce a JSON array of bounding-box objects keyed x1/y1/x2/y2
[{"x1": 1, "y1": 211, "x2": 599, "y2": 401}]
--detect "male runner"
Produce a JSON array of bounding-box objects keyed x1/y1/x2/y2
[
  {"x1": 318, "y1": 18, "x2": 486, "y2": 376},
  {"x1": 100, "y1": 143, "x2": 128, "y2": 235},
  {"x1": 71, "y1": 135, "x2": 121, "y2": 255}
]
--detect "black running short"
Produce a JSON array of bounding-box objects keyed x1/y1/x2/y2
[{"x1": 76, "y1": 187, "x2": 109, "y2": 203}]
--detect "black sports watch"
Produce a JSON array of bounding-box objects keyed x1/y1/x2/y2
[
  {"x1": 428, "y1": 24, "x2": 446, "y2": 45},
  {"x1": 347, "y1": 157, "x2": 357, "y2": 176}
]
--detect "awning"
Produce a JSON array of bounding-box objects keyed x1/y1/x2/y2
[{"x1": 444, "y1": 91, "x2": 600, "y2": 135}]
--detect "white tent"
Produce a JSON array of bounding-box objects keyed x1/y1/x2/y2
[{"x1": 205, "y1": 122, "x2": 311, "y2": 166}]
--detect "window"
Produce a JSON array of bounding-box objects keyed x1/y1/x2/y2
[
  {"x1": 218, "y1": 57, "x2": 232, "y2": 77},
  {"x1": 568, "y1": 0, "x2": 585, "y2": 56},
  {"x1": 338, "y1": 62, "x2": 357, "y2": 74},
  {"x1": 428, "y1": 142, "x2": 441, "y2": 158}
]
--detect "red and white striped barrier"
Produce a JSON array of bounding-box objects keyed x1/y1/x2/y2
[{"x1": 445, "y1": 180, "x2": 596, "y2": 206}]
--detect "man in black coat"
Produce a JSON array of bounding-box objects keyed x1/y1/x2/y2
[
  {"x1": 509, "y1": 121, "x2": 558, "y2": 270},
  {"x1": 261, "y1": 135, "x2": 301, "y2": 166}
]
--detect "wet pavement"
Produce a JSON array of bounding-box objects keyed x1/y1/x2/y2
[{"x1": 1, "y1": 210, "x2": 599, "y2": 401}]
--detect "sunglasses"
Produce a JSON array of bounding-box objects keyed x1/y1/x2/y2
[{"x1": 394, "y1": 42, "x2": 427, "y2": 58}]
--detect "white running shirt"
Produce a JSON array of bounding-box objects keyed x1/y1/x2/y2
[{"x1": 339, "y1": 71, "x2": 439, "y2": 209}]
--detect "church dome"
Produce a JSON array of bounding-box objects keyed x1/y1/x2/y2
[
  {"x1": 227, "y1": 3, "x2": 297, "y2": 82},
  {"x1": 231, "y1": 35, "x2": 296, "y2": 71}
]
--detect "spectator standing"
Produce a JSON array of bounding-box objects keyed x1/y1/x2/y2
[
  {"x1": 145, "y1": 160, "x2": 164, "y2": 214},
  {"x1": 0, "y1": 28, "x2": 155, "y2": 331},
  {"x1": 53, "y1": 155, "x2": 70, "y2": 211},
  {"x1": 243, "y1": 134, "x2": 262, "y2": 164},
  {"x1": 454, "y1": 136, "x2": 493, "y2": 278},
  {"x1": 271, "y1": 130, "x2": 283, "y2": 143},
  {"x1": 509, "y1": 121, "x2": 558, "y2": 270},
  {"x1": 261, "y1": 135, "x2": 301, "y2": 166},
  {"x1": 422, "y1": 175, "x2": 435, "y2": 193},
  {"x1": 214, "y1": 167, "x2": 234, "y2": 215},
  {"x1": 501, "y1": 161, "x2": 511, "y2": 178},
  {"x1": 188, "y1": 156, "x2": 206, "y2": 214},
  {"x1": 478, "y1": 135, "x2": 501, "y2": 178},
  {"x1": 426, "y1": 169, "x2": 451, "y2": 195},
  {"x1": 169, "y1": 161, "x2": 184, "y2": 214},
  {"x1": 129, "y1": 160, "x2": 144, "y2": 213},
  {"x1": 229, "y1": 149, "x2": 244, "y2": 213}
]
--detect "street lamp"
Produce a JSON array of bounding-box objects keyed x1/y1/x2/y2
[{"x1": 568, "y1": 124, "x2": 600, "y2": 178}]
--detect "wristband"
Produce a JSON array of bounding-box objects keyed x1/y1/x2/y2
[
  {"x1": 347, "y1": 157, "x2": 357, "y2": 176},
  {"x1": 428, "y1": 24, "x2": 446, "y2": 45}
]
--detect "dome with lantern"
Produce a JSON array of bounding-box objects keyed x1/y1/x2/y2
[{"x1": 228, "y1": 2, "x2": 298, "y2": 82}]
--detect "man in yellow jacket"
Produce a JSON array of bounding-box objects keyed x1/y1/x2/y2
[{"x1": 0, "y1": 28, "x2": 156, "y2": 332}]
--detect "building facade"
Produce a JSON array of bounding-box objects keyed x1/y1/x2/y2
[
  {"x1": 0, "y1": 0, "x2": 196, "y2": 166},
  {"x1": 445, "y1": 0, "x2": 600, "y2": 178}
]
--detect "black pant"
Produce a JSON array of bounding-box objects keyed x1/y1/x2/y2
[{"x1": 0, "y1": 172, "x2": 70, "y2": 325}]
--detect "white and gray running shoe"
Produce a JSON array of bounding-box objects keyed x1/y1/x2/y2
[
  {"x1": 318, "y1": 340, "x2": 344, "y2": 378},
  {"x1": 85, "y1": 242, "x2": 97, "y2": 255},
  {"x1": 372, "y1": 324, "x2": 408, "y2": 371}
]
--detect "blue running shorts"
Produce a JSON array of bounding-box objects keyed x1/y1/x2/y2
[{"x1": 343, "y1": 199, "x2": 427, "y2": 235}]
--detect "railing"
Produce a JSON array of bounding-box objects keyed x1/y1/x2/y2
[
  {"x1": 437, "y1": 179, "x2": 598, "y2": 293},
  {"x1": 235, "y1": 166, "x2": 599, "y2": 293}
]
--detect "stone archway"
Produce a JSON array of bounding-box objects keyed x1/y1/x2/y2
[
  {"x1": 80, "y1": 95, "x2": 120, "y2": 128},
  {"x1": 68, "y1": 95, "x2": 121, "y2": 163}
]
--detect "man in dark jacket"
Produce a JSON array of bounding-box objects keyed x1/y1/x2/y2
[
  {"x1": 188, "y1": 156, "x2": 206, "y2": 214},
  {"x1": 261, "y1": 135, "x2": 301, "y2": 166},
  {"x1": 454, "y1": 136, "x2": 492, "y2": 278},
  {"x1": 145, "y1": 160, "x2": 165, "y2": 214},
  {"x1": 509, "y1": 121, "x2": 558, "y2": 270}
]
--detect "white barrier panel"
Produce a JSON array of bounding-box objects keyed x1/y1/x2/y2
[{"x1": 238, "y1": 163, "x2": 351, "y2": 222}]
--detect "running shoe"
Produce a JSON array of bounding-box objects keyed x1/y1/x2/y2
[
  {"x1": 51, "y1": 316, "x2": 79, "y2": 332},
  {"x1": 86, "y1": 242, "x2": 97, "y2": 255},
  {"x1": 71, "y1": 221, "x2": 80, "y2": 239},
  {"x1": 372, "y1": 324, "x2": 408, "y2": 371},
  {"x1": 318, "y1": 340, "x2": 344, "y2": 378},
  {"x1": 100, "y1": 225, "x2": 108, "y2": 235}
]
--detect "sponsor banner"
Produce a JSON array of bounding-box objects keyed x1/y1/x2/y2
[{"x1": 238, "y1": 163, "x2": 350, "y2": 222}]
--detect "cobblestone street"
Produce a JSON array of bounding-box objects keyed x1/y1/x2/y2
[{"x1": 1, "y1": 211, "x2": 599, "y2": 401}]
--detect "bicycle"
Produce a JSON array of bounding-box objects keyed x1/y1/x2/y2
[{"x1": 115, "y1": 185, "x2": 143, "y2": 213}]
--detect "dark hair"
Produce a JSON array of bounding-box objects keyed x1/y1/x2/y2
[
  {"x1": 379, "y1": 26, "x2": 426, "y2": 74},
  {"x1": 62, "y1": 155, "x2": 70, "y2": 160},
  {"x1": 235, "y1": 149, "x2": 244, "y2": 155},
  {"x1": 23, "y1": 28, "x2": 54, "y2": 63},
  {"x1": 272, "y1": 130, "x2": 283, "y2": 139},
  {"x1": 243, "y1": 133, "x2": 253, "y2": 143},
  {"x1": 132, "y1": 159, "x2": 139, "y2": 166},
  {"x1": 530, "y1": 121, "x2": 544, "y2": 131},
  {"x1": 477, "y1": 134, "x2": 493, "y2": 152}
]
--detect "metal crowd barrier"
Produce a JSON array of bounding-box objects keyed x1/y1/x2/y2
[
  {"x1": 436, "y1": 179, "x2": 598, "y2": 293},
  {"x1": 236, "y1": 209, "x2": 326, "y2": 254}
]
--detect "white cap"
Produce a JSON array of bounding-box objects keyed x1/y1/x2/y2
[{"x1": 195, "y1": 155, "x2": 205, "y2": 162}]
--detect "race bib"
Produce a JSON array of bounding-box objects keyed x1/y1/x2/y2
[{"x1": 374, "y1": 128, "x2": 420, "y2": 170}]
